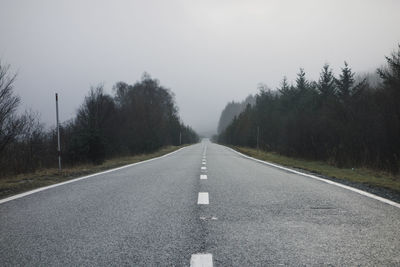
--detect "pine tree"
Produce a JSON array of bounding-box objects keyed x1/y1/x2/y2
[
  {"x1": 335, "y1": 62, "x2": 354, "y2": 101},
  {"x1": 296, "y1": 68, "x2": 309, "y2": 93},
  {"x1": 278, "y1": 76, "x2": 291, "y2": 96},
  {"x1": 378, "y1": 44, "x2": 400, "y2": 88},
  {"x1": 317, "y1": 64, "x2": 335, "y2": 97}
]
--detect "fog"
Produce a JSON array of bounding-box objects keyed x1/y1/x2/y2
[{"x1": 1, "y1": 0, "x2": 399, "y2": 135}]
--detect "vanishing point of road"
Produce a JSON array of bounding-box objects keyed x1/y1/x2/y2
[{"x1": 1, "y1": 140, "x2": 399, "y2": 266}]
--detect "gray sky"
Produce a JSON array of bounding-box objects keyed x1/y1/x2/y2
[{"x1": 1, "y1": 0, "x2": 399, "y2": 135}]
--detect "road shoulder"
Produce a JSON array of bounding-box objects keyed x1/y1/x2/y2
[
  {"x1": 0, "y1": 145, "x2": 188, "y2": 202},
  {"x1": 225, "y1": 145, "x2": 400, "y2": 207}
]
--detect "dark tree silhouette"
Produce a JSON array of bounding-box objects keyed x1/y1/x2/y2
[
  {"x1": 0, "y1": 71, "x2": 198, "y2": 177},
  {"x1": 0, "y1": 62, "x2": 24, "y2": 154},
  {"x1": 219, "y1": 45, "x2": 400, "y2": 173}
]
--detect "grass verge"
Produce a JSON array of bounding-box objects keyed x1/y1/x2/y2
[
  {"x1": 0, "y1": 145, "x2": 185, "y2": 199},
  {"x1": 234, "y1": 146, "x2": 400, "y2": 194}
]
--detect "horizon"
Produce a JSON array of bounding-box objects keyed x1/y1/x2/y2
[{"x1": 1, "y1": 0, "x2": 399, "y2": 135}]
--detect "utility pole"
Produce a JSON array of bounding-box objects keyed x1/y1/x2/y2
[
  {"x1": 179, "y1": 131, "x2": 182, "y2": 145},
  {"x1": 55, "y1": 93, "x2": 61, "y2": 172},
  {"x1": 257, "y1": 125, "x2": 260, "y2": 152}
]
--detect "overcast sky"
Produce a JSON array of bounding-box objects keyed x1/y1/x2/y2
[{"x1": 1, "y1": 0, "x2": 399, "y2": 135}]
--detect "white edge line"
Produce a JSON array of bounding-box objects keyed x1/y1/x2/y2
[
  {"x1": 225, "y1": 146, "x2": 400, "y2": 209},
  {"x1": 190, "y1": 253, "x2": 213, "y2": 267},
  {"x1": 0, "y1": 146, "x2": 189, "y2": 205}
]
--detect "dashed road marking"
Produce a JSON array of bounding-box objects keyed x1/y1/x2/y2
[
  {"x1": 199, "y1": 216, "x2": 218, "y2": 221},
  {"x1": 201, "y1": 166, "x2": 206, "y2": 171},
  {"x1": 190, "y1": 253, "x2": 213, "y2": 267},
  {"x1": 197, "y1": 192, "x2": 209, "y2": 205},
  {"x1": 200, "y1": 174, "x2": 207, "y2": 180}
]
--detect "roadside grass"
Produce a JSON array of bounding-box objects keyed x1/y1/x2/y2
[
  {"x1": 0, "y1": 145, "x2": 185, "y2": 199},
  {"x1": 235, "y1": 146, "x2": 400, "y2": 194}
]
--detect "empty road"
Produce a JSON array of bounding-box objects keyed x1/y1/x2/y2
[{"x1": 1, "y1": 140, "x2": 399, "y2": 266}]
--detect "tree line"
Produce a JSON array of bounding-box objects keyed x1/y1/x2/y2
[
  {"x1": 218, "y1": 45, "x2": 400, "y2": 173},
  {"x1": 217, "y1": 94, "x2": 255, "y2": 134},
  {"x1": 0, "y1": 70, "x2": 198, "y2": 178}
]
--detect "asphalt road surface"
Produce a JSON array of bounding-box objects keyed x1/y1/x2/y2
[{"x1": 1, "y1": 140, "x2": 399, "y2": 266}]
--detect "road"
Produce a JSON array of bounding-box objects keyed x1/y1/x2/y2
[{"x1": 1, "y1": 140, "x2": 399, "y2": 266}]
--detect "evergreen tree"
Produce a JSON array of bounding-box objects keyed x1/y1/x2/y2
[
  {"x1": 378, "y1": 44, "x2": 400, "y2": 89},
  {"x1": 278, "y1": 76, "x2": 291, "y2": 96},
  {"x1": 295, "y1": 68, "x2": 309, "y2": 93},
  {"x1": 317, "y1": 64, "x2": 336, "y2": 98},
  {"x1": 335, "y1": 62, "x2": 355, "y2": 101}
]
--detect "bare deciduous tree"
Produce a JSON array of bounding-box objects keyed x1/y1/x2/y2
[{"x1": 0, "y1": 61, "x2": 24, "y2": 154}]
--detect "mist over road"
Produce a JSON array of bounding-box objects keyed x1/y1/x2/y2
[{"x1": 1, "y1": 140, "x2": 399, "y2": 266}]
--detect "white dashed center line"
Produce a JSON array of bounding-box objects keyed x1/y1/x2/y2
[
  {"x1": 197, "y1": 192, "x2": 209, "y2": 204},
  {"x1": 190, "y1": 253, "x2": 213, "y2": 267},
  {"x1": 191, "y1": 147, "x2": 213, "y2": 266}
]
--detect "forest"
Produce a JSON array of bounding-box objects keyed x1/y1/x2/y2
[
  {"x1": 217, "y1": 94, "x2": 255, "y2": 135},
  {"x1": 0, "y1": 70, "x2": 198, "y2": 178},
  {"x1": 218, "y1": 45, "x2": 400, "y2": 173}
]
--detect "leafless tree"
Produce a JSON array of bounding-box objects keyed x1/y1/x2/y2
[{"x1": 0, "y1": 61, "x2": 24, "y2": 154}]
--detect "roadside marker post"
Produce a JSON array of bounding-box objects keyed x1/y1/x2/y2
[{"x1": 55, "y1": 93, "x2": 61, "y2": 172}]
